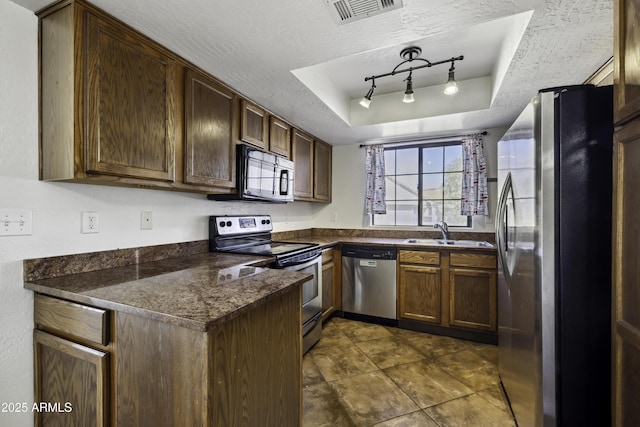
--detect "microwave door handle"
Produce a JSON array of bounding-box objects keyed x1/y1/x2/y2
[{"x1": 279, "y1": 169, "x2": 289, "y2": 195}]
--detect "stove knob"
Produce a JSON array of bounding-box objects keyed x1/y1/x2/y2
[
  {"x1": 219, "y1": 221, "x2": 225, "y2": 227},
  {"x1": 266, "y1": 219, "x2": 271, "y2": 224},
  {"x1": 261, "y1": 219, "x2": 266, "y2": 224},
  {"x1": 226, "y1": 221, "x2": 232, "y2": 227}
]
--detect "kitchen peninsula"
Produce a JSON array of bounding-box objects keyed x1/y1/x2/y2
[{"x1": 24, "y1": 242, "x2": 308, "y2": 427}]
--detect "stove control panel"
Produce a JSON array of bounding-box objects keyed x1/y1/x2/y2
[{"x1": 211, "y1": 215, "x2": 273, "y2": 236}]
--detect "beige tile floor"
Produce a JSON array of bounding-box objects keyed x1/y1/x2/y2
[{"x1": 303, "y1": 317, "x2": 515, "y2": 427}]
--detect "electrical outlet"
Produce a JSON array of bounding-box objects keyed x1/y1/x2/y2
[
  {"x1": 0, "y1": 209, "x2": 32, "y2": 236},
  {"x1": 141, "y1": 211, "x2": 153, "y2": 230},
  {"x1": 331, "y1": 211, "x2": 338, "y2": 222},
  {"x1": 82, "y1": 211, "x2": 99, "y2": 233}
]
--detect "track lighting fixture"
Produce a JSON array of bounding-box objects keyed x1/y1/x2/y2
[
  {"x1": 359, "y1": 79, "x2": 376, "y2": 108},
  {"x1": 359, "y1": 46, "x2": 463, "y2": 108}
]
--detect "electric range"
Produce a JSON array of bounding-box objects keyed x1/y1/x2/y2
[{"x1": 209, "y1": 215, "x2": 323, "y2": 353}]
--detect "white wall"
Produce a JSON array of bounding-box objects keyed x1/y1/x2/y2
[
  {"x1": 0, "y1": 3, "x2": 312, "y2": 426},
  {"x1": 313, "y1": 127, "x2": 507, "y2": 231}
]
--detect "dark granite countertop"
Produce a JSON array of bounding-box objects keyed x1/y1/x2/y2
[
  {"x1": 24, "y1": 251, "x2": 310, "y2": 332},
  {"x1": 279, "y1": 235, "x2": 497, "y2": 252}
]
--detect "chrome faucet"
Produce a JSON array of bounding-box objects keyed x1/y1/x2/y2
[{"x1": 433, "y1": 221, "x2": 450, "y2": 241}]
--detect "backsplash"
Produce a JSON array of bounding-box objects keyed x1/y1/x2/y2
[{"x1": 24, "y1": 240, "x2": 208, "y2": 282}]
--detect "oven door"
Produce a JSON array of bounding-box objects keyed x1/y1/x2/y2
[{"x1": 283, "y1": 255, "x2": 322, "y2": 325}]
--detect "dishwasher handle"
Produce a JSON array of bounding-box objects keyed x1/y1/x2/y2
[{"x1": 341, "y1": 245, "x2": 397, "y2": 260}]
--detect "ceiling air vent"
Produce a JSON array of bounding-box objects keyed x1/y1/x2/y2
[{"x1": 325, "y1": 0, "x2": 404, "y2": 24}]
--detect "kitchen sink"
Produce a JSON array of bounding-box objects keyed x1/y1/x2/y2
[{"x1": 402, "y1": 238, "x2": 494, "y2": 248}]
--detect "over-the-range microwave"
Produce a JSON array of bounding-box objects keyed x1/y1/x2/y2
[{"x1": 208, "y1": 144, "x2": 294, "y2": 203}]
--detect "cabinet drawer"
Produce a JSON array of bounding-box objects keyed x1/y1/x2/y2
[
  {"x1": 34, "y1": 295, "x2": 109, "y2": 346},
  {"x1": 450, "y1": 252, "x2": 496, "y2": 269},
  {"x1": 399, "y1": 250, "x2": 440, "y2": 265}
]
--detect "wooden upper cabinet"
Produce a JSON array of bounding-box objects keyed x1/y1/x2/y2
[
  {"x1": 39, "y1": 0, "x2": 326, "y2": 196},
  {"x1": 291, "y1": 129, "x2": 333, "y2": 202},
  {"x1": 40, "y1": 2, "x2": 176, "y2": 183},
  {"x1": 614, "y1": 0, "x2": 640, "y2": 125},
  {"x1": 84, "y1": 10, "x2": 176, "y2": 181},
  {"x1": 184, "y1": 68, "x2": 237, "y2": 189},
  {"x1": 292, "y1": 129, "x2": 314, "y2": 200},
  {"x1": 269, "y1": 116, "x2": 291, "y2": 158},
  {"x1": 313, "y1": 139, "x2": 332, "y2": 202},
  {"x1": 240, "y1": 99, "x2": 269, "y2": 149}
]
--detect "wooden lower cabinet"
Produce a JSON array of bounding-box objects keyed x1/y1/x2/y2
[
  {"x1": 449, "y1": 267, "x2": 497, "y2": 331},
  {"x1": 34, "y1": 330, "x2": 109, "y2": 427},
  {"x1": 398, "y1": 249, "x2": 497, "y2": 341},
  {"x1": 321, "y1": 248, "x2": 341, "y2": 320},
  {"x1": 33, "y1": 288, "x2": 302, "y2": 426},
  {"x1": 398, "y1": 265, "x2": 442, "y2": 323}
]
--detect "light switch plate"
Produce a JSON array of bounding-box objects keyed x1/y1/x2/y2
[{"x1": 0, "y1": 209, "x2": 32, "y2": 236}]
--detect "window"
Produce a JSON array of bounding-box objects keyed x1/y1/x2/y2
[{"x1": 372, "y1": 141, "x2": 471, "y2": 227}]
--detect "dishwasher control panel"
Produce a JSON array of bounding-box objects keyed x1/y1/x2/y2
[{"x1": 341, "y1": 245, "x2": 397, "y2": 260}]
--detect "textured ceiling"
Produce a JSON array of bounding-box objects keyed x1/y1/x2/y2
[{"x1": 13, "y1": 0, "x2": 613, "y2": 145}]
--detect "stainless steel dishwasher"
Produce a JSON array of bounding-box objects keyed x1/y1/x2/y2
[{"x1": 342, "y1": 245, "x2": 397, "y2": 321}]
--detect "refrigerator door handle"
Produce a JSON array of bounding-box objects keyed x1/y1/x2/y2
[{"x1": 496, "y1": 172, "x2": 514, "y2": 286}]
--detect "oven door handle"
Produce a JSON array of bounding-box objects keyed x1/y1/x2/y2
[{"x1": 278, "y1": 249, "x2": 322, "y2": 269}]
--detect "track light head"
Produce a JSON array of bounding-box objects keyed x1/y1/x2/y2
[
  {"x1": 403, "y1": 73, "x2": 414, "y2": 103},
  {"x1": 359, "y1": 82, "x2": 376, "y2": 108},
  {"x1": 444, "y1": 63, "x2": 458, "y2": 95}
]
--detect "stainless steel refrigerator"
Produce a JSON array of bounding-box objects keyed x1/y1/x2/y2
[{"x1": 496, "y1": 85, "x2": 612, "y2": 427}]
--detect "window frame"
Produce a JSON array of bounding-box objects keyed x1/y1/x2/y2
[{"x1": 371, "y1": 140, "x2": 472, "y2": 228}]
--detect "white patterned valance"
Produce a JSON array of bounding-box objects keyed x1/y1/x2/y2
[
  {"x1": 461, "y1": 134, "x2": 489, "y2": 216},
  {"x1": 365, "y1": 145, "x2": 386, "y2": 215}
]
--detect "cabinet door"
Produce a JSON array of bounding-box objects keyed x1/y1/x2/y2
[
  {"x1": 269, "y1": 116, "x2": 291, "y2": 158},
  {"x1": 184, "y1": 68, "x2": 237, "y2": 188},
  {"x1": 240, "y1": 99, "x2": 268, "y2": 149},
  {"x1": 34, "y1": 330, "x2": 109, "y2": 427},
  {"x1": 449, "y1": 268, "x2": 497, "y2": 331},
  {"x1": 322, "y1": 261, "x2": 334, "y2": 319},
  {"x1": 313, "y1": 139, "x2": 332, "y2": 202},
  {"x1": 85, "y1": 12, "x2": 176, "y2": 181},
  {"x1": 614, "y1": 0, "x2": 640, "y2": 125},
  {"x1": 399, "y1": 265, "x2": 441, "y2": 323},
  {"x1": 292, "y1": 129, "x2": 314, "y2": 199},
  {"x1": 613, "y1": 118, "x2": 640, "y2": 426}
]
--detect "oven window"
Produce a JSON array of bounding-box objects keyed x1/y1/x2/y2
[{"x1": 299, "y1": 263, "x2": 319, "y2": 305}]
